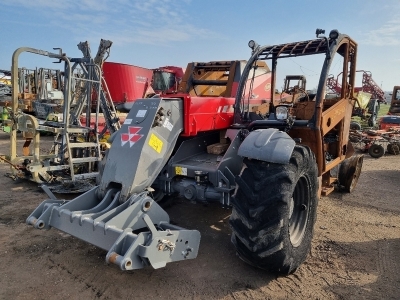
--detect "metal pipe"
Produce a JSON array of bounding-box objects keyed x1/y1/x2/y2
[{"x1": 10, "y1": 47, "x2": 65, "y2": 162}]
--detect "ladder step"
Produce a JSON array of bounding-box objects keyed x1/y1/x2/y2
[
  {"x1": 70, "y1": 157, "x2": 101, "y2": 164},
  {"x1": 67, "y1": 127, "x2": 92, "y2": 133},
  {"x1": 69, "y1": 142, "x2": 99, "y2": 148}
]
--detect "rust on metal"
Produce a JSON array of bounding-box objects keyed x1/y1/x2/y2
[
  {"x1": 22, "y1": 139, "x2": 32, "y2": 156},
  {"x1": 108, "y1": 252, "x2": 119, "y2": 264}
]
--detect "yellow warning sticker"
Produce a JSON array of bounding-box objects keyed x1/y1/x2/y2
[
  {"x1": 149, "y1": 133, "x2": 163, "y2": 153},
  {"x1": 175, "y1": 166, "x2": 187, "y2": 176}
]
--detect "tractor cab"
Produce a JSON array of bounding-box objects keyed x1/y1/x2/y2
[
  {"x1": 152, "y1": 66, "x2": 185, "y2": 94},
  {"x1": 388, "y1": 86, "x2": 400, "y2": 115}
]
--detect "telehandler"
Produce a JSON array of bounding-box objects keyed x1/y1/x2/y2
[{"x1": 27, "y1": 29, "x2": 363, "y2": 274}]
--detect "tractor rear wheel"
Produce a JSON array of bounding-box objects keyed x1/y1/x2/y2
[{"x1": 230, "y1": 145, "x2": 318, "y2": 274}]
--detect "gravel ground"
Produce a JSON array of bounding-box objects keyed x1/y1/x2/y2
[{"x1": 0, "y1": 132, "x2": 399, "y2": 300}]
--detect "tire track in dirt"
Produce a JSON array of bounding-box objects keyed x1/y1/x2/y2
[
  {"x1": 46, "y1": 256, "x2": 108, "y2": 299},
  {"x1": 376, "y1": 238, "x2": 400, "y2": 286}
]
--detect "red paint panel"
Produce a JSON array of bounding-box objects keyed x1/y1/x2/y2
[
  {"x1": 80, "y1": 113, "x2": 127, "y2": 134},
  {"x1": 163, "y1": 94, "x2": 264, "y2": 136},
  {"x1": 103, "y1": 62, "x2": 153, "y2": 104}
]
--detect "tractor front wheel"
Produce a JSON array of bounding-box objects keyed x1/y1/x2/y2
[{"x1": 230, "y1": 145, "x2": 318, "y2": 274}]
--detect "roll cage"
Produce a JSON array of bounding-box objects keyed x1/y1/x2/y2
[{"x1": 234, "y1": 29, "x2": 358, "y2": 130}]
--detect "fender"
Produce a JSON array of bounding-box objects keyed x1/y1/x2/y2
[{"x1": 238, "y1": 128, "x2": 295, "y2": 164}]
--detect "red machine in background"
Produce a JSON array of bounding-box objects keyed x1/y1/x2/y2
[
  {"x1": 102, "y1": 62, "x2": 185, "y2": 112},
  {"x1": 152, "y1": 66, "x2": 185, "y2": 94},
  {"x1": 327, "y1": 70, "x2": 385, "y2": 102},
  {"x1": 102, "y1": 62, "x2": 153, "y2": 107}
]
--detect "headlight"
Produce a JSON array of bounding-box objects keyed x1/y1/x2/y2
[
  {"x1": 275, "y1": 106, "x2": 288, "y2": 120},
  {"x1": 329, "y1": 29, "x2": 339, "y2": 40},
  {"x1": 248, "y1": 40, "x2": 256, "y2": 49}
]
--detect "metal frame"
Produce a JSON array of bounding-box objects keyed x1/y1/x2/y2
[
  {"x1": 9, "y1": 42, "x2": 118, "y2": 184},
  {"x1": 234, "y1": 31, "x2": 358, "y2": 195}
]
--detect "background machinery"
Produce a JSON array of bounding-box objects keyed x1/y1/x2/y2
[
  {"x1": 7, "y1": 40, "x2": 120, "y2": 185},
  {"x1": 27, "y1": 29, "x2": 363, "y2": 275},
  {"x1": 102, "y1": 62, "x2": 185, "y2": 112},
  {"x1": 388, "y1": 86, "x2": 400, "y2": 115},
  {"x1": 327, "y1": 70, "x2": 385, "y2": 127}
]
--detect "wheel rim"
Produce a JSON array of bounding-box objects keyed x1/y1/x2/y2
[
  {"x1": 348, "y1": 156, "x2": 363, "y2": 192},
  {"x1": 289, "y1": 176, "x2": 310, "y2": 247}
]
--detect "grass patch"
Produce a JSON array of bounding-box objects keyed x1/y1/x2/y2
[{"x1": 378, "y1": 104, "x2": 390, "y2": 117}]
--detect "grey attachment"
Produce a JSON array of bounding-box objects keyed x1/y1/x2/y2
[
  {"x1": 98, "y1": 98, "x2": 184, "y2": 202},
  {"x1": 40, "y1": 184, "x2": 58, "y2": 200},
  {"x1": 26, "y1": 97, "x2": 199, "y2": 271},
  {"x1": 26, "y1": 187, "x2": 200, "y2": 270},
  {"x1": 238, "y1": 128, "x2": 295, "y2": 164}
]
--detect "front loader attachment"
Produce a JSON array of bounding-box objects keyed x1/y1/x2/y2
[
  {"x1": 27, "y1": 187, "x2": 200, "y2": 270},
  {"x1": 27, "y1": 97, "x2": 200, "y2": 270}
]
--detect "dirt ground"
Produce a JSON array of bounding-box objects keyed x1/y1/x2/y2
[{"x1": 0, "y1": 132, "x2": 399, "y2": 300}]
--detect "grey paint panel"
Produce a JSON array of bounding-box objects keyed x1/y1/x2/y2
[
  {"x1": 26, "y1": 190, "x2": 200, "y2": 270},
  {"x1": 99, "y1": 98, "x2": 183, "y2": 203},
  {"x1": 238, "y1": 129, "x2": 295, "y2": 164}
]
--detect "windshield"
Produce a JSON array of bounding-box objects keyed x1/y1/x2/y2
[{"x1": 152, "y1": 71, "x2": 176, "y2": 92}]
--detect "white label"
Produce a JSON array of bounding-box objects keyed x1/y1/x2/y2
[
  {"x1": 124, "y1": 118, "x2": 132, "y2": 124},
  {"x1": 181, "y1": 167, "x2": 187, "y2": 176},
  {"x1": 163, "y1": 118, "x2": 173, "y2": 131},
  {"x1": 136, "y1": 110, "x2": 147, "y2": 118},
  {"x1": 175, "y1": 166, "x2": 187, "y2": 176}
]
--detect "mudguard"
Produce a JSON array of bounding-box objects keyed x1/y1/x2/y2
[{"x1": 238, "y1": 128, "x2": 295, "y2": 164}]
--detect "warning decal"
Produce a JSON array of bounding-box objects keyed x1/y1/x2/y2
[
  {"x1": 121, "y1": 126, "x2": 144, "y2": 147},
  {"x1": 175, "y1": 166, "x2": 187, "y2": 176},
  {"x1": 149, "y1": 133, "x2": 163, "y2": 153},
  {"x1": 163, "y1": 118, "x2": 173, "y2": 131}
]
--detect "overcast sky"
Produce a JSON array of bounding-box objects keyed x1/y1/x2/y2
[{"x1": 1, "y1": 0, "x2": 399, "y2": 91}]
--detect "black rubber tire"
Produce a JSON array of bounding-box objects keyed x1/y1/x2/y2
[
  {"x1": 151, "y1": 189, "x2": 166, "y2": 202},
  {"x1": 367, "y1": 100, "x2": 379, "y2": 127},
  {"x1": 368, "y1": 144, "x2": 385, "y2": 158},
  {"x1": 229, "y1": 145, "x2": 318, "y2": 275},
  {"x1": 367, "y1": 115, "x2": 377, "y2": 127},
  {"x1": 350, "y1": 121, "x2": 361, "y2": 131},
  {"x1": 387, "y1": 143, "x2": 400, "y2": 155}
]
